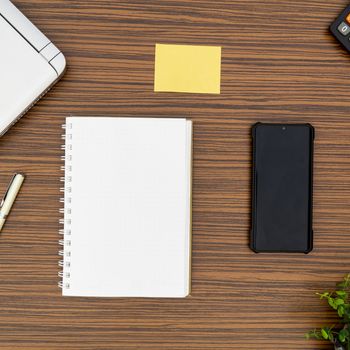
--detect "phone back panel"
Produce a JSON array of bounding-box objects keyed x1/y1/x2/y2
[{"x1": 251, "y1": 123, "x2": 314, "y2": 253}]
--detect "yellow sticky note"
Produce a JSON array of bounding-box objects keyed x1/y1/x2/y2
[{"x1": 154, "y1": 44, "x2": 221, "y2": 94}]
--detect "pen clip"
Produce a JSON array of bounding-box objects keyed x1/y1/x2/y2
[{"x1": 0, "y1": 174, "x2": 18, "y2": 209}]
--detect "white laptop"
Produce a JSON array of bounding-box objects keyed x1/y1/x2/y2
[{"x1": 0, "y1": 0, "x2": 66, "y2": 136}]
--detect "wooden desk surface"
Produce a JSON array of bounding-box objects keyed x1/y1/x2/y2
[{"x1": 1, "y1": 0, "x2": 350, "y2": 349}]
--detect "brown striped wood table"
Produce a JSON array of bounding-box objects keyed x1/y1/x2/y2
[{"x1": 0, "y1": 0, "x2": 350, "y2": 349}]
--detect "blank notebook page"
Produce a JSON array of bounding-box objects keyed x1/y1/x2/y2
[{"x1": 61, "y1": 117, "x2": 192, "y2": 297}]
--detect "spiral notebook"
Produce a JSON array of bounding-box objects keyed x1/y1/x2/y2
[{"x1": 59, "y1": 117, "x2": 192, "y2": 297}]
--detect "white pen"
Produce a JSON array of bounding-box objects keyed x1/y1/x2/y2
[{"x1": 0, "y1": 173, "x2": 25, "y2": 232}]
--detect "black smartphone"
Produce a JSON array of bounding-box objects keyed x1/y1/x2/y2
[{"x1": 251, "y1": 123, "x2": 314, "y2": 253}]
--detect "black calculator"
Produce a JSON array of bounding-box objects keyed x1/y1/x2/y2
[{"x1": 330, "y1": 5, "x2": 350, "y2": 52}]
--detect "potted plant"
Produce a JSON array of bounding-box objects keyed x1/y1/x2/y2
[{"x1": 306, "y1": 274, "x2": 350, "y2": 350}]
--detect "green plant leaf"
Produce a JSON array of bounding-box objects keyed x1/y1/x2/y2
[
  {"x1": 329, "y1": 332, "x2": 334, "y2": 342},
  {"x1": 328, "y1": 298, "x2": 337, "y2": 310},
  {"x1": 318, "y1": 292, "x2": 330, "y2": 299},
  {"x1": 305, "y1": 330, "x2": 322, "y2": 340},
  {"x1": 306, "y1": 274, "x2": 350, "y2": 344},
  {"x1": 321, "y1": 328, "x2": 329, "y2": 340},
  {"x1": 336, "y1": 298, "x2": 345, "y2": 306},
  {"x1": 342, "y1": 305, "x2": 350, "y2": 316},
  {"x1": 339, "y1": 329, "x2": 348, "y2": 343},
  {"x1": 338, "y1": 305, "x2": 345, "y2": 317}
]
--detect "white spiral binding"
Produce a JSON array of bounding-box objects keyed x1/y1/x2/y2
[{"x1": 58, "y1": 122, "x2": 73, "y2": 290}]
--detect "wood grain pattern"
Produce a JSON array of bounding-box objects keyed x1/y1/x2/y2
[{"x1": 0, "y1": 0, "x2": 350, "y2": 348}]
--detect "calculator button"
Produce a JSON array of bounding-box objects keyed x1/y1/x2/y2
[{"x1": 338, "y1": 22, "x2": 350, "y2": 36}]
